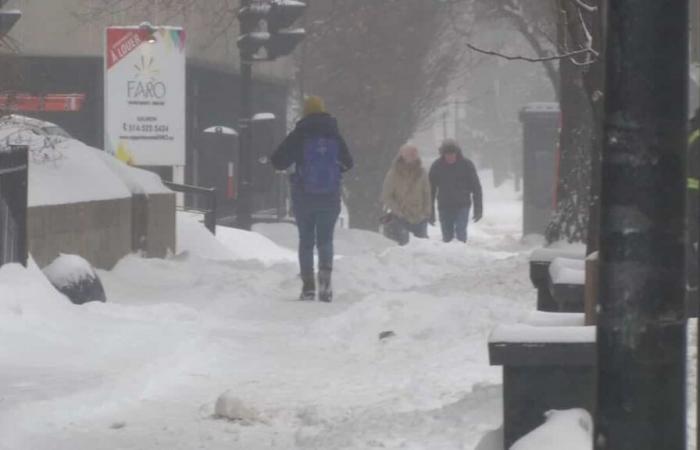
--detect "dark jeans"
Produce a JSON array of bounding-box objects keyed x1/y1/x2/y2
[
  {"x1": 396, "y1": 218, "x2": 428, "y2": 245},
  {"x1": 439, "y1": 206, "x2": 470, "y2": 242},
  {"x1": 295, "y1": 206, "x2": 340, "y2": 279}
]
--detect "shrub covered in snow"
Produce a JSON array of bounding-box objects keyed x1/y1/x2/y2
[{"x1": 42, "y1": 254, "x2": 106, "y2": 305}]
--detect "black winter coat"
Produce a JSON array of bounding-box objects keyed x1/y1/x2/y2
[
  {"x1": 429, "y1": 155, "x2": 483, "y2": 216},
  {"x1": 271, "y1": 113, "x2": 353, "y2": 210}
]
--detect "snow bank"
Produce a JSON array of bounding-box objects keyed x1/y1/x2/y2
[
  {"x1": 0, "y1": 259, "x2": 72, "y2": 319},
  {"x1": 215, "y1": 225, "x2": 296, "y2": 266},
  {"x1": 176, "y1": 213, "x2": 235, "y2": 260},
  {"x1": 176, "y1": 213, "x2": 296, "y2": 266},
  {"x1": 510, "y1": 409, "x2": 592, "y2": 450}
]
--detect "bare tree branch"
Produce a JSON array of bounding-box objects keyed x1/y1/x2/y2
[{"x1": 448, "y1": 1, "x2": 597, "y2": 64}]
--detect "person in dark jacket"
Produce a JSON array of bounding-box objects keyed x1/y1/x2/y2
[
  {"x1": 429, "y1": 139, "x2": 483, "y2": 243},
  {"x1": 271, "y1": 96, "x2": 353, "y2": 302}
]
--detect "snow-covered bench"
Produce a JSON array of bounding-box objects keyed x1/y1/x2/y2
[
  {"x1": 547, "y1": 257, "x2": 586, "y2": 312},
  {"x1": 488, "y1": 311, "x2": 595, "y2": 448},
  {"x1": 529, "y1": 244, "x2": 586, "y2": 311}
]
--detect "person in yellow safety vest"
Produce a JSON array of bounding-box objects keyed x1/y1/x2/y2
[{"x1": 687, "y1": 108, "x2": 700, "y2": 305}]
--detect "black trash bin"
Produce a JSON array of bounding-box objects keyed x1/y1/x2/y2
[{"x1": 519, "y1": 103, "x2": 560, "y2": 237}]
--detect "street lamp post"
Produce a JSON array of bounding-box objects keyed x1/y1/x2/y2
[{"x1": 236, "y1": 0, "x2": 306, "y2": 230}]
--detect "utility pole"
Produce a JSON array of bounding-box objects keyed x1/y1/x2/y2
[
  {"x1": 236, "y1": 0, "x2": 306, "y2": 230},
  {"x1": 595, "y1": 1, "x2": 687, "y2": 449}
]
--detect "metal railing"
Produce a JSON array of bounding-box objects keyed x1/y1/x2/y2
[{"x1": 163, "y1": 181, "x2": 217, "y2": 235}]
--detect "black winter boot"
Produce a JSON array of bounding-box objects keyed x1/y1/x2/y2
[
  {"x1": 299, "y1": 277, "x2": 315, "y2": 301},
  {"x1": 318, "y1": 269, "x2": 332, "y2": 302}
]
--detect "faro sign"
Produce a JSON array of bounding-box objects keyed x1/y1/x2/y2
[{"x1": 104, "y1": 25, "x2": 186, "y2": 166}]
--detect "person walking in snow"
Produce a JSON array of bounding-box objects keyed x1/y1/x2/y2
[
  {"x1": 429, "y1": 139, "x2": 483, "y2": 243},
  {"x1": 380, "y1": 144, "x2": 432, "y2": 245},
  {"x1": 271, "y1": 96, "x2": 353, "y2": 302}
]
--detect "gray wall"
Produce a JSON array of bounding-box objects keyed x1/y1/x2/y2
[
  {"x1": 28, "y1": 192, "x2": 176, "y2": 270},
  {"x1": 132, "y1": 193, "x2": 176, "y2": 259}
]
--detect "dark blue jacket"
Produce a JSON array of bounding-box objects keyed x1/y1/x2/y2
[
  {"x1": 271, "y1": 113, "x2": 353, "y2": 210},
  {"x1": 429, "y1": 153, "x2": 483, "y2": 216}
]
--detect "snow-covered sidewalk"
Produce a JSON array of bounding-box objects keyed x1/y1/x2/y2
[{"x1": 0, "y1": 178, "x2": 537, "y2": 449}]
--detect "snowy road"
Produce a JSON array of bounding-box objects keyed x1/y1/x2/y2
[{"x1": 0, "y1": 180, "x2": 538, "y2": 449}]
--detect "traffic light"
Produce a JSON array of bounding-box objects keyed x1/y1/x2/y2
[
  {"x1": 238, "y1": 0, "x2": 306, "y2": 61},
  {"x1": 0, "y1": 0, "x2": 21, "y2": 39}
]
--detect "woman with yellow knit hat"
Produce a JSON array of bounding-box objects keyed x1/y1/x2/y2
[{"x1": 271, "y1": 96, "x2": 353, "y2": 302}]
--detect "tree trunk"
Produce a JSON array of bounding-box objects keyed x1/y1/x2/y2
[{"x1": 545, "y1": 4, "x2": 593, "y2": 244}]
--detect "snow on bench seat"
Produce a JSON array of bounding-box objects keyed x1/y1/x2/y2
[
  {"x1": 549, "y1": 257, "x2": 585, "y2": 286},
  {"x1": 522, "y1": 311, "x2": 585, "y2": 327},
  {"x1": 529, "y1": 242, "x2": 586, "y2": 263},
  {"x1": 490, "y1": 324, "x2": 595, "y2": 344}
]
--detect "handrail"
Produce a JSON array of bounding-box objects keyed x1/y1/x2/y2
[{"x1": 164, "y1": 181, "x2": 217, "y2": 235}]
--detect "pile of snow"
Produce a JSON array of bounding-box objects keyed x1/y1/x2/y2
[
  {"x1": 510, "y1": 409, "x2": 592, "y2": 450},
  {"x1": 0, "y1": 259, "x2": 73, "y2": 321},
  {"x1": 214, "y1": 391, "x2": 260, "y2": 423},
  {"x1": 176, "y1": 213, "x2": 296, "y2": 266},
  {"x1": 42, "y1": 254, "x2": 97, "y2": 289},
  {"x1": 176, "y1": 212, "x2": 233, "y2": 260},
  {"x1": 216, "y1": 225, "x2": 296, "y2": 266}
]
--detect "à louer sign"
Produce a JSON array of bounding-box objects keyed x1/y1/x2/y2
[{"x1": 104, "y1": 26, "x2": 186, "y2": 166}]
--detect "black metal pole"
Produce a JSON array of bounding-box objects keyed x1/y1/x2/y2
[
  {"x1": 596, "y1": 0, "x2": 688, "y2": 449},
  {"x1": 236, "y1": 62, "x2": 254, "y2": 230},
  {"x1": 236, "y1": 0, "x2": 254, "y2": 231}
]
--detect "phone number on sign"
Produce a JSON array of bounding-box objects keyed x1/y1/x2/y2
[{"x1": 122, "y1": 123, "x2": 170, "y2": 133}]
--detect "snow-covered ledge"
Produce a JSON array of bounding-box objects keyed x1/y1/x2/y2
[{"x1": 488, "y1": 312, "x2": 595, "y2": 448}]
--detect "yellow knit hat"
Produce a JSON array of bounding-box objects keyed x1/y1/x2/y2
[{"x1": 303, "y1": 95, "x2": 326, "y2": 116}]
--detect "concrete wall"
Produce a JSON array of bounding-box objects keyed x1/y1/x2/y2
[
  {"x1": 28, "y1": 198, "x2": 132, "y2": 269},
  {"x1": 28, "y1": 192, "x2": 176, "y2": 270},
  {"x1": 132, "y1": 193, "x2": 176, "y2": 258}
]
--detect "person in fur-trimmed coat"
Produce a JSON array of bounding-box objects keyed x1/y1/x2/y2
[{"x1": 381, "y1": 145, "x2": 432, "y2": 244}]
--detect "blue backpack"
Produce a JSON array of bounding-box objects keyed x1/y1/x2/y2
[{"x1": 300, "y1": 136, "x2": 341, "y2": 194}]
